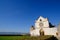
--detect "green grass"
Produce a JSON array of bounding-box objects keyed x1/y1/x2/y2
[{"x1": 0, "y1": 35, "x2": 58, "y2": 40}]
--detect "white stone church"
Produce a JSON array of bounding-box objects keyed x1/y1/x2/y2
[{"x1": 30, "y1": 16, "x2": 59, "y2": 36}]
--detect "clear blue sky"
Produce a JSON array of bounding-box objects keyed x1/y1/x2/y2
[{"x1": 0, "y1": 0, "x2": 60, "y2": 33}]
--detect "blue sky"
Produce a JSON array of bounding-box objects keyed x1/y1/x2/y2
[{"x1": 0, "y1": 0, "x2": 60, "y2": 33}]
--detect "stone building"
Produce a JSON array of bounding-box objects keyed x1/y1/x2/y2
[{"x1": 30, "y1": 16, "x2": 58, "y2": 36}]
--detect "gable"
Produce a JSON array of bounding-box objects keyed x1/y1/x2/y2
[{"x1": 35, "y1": 16, "x2": 49, "y2": 28}]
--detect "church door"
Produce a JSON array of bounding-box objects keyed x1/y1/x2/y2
[{"x1": 39, "y1": 29, "x2": 44, "y2": 36}]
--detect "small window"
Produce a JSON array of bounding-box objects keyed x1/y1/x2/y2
[{"x1": 40, "y1": 19, "x2": 42, "y2": 21}]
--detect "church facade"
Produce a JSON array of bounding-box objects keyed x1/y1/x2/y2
[{"x1": 30, "y1": 16, "x2": 58, "y2": 36}]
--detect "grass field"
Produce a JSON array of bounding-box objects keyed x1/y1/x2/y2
[{"x1": 0, "y1": 35, "x2": 58, "y2": 40}]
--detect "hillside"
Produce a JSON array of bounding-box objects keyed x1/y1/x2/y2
[{"x1": 0, "y1": 35, "x2": 58, "y2": 40}]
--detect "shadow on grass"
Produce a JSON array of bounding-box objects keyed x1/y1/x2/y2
[{"x1": 45, "y1": 36, "x2": 58, "y2": 40}]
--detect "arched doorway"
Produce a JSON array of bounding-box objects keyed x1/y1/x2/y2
[{"x1": 39, "y1": 29, "x2": 44, "y2": 36}]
